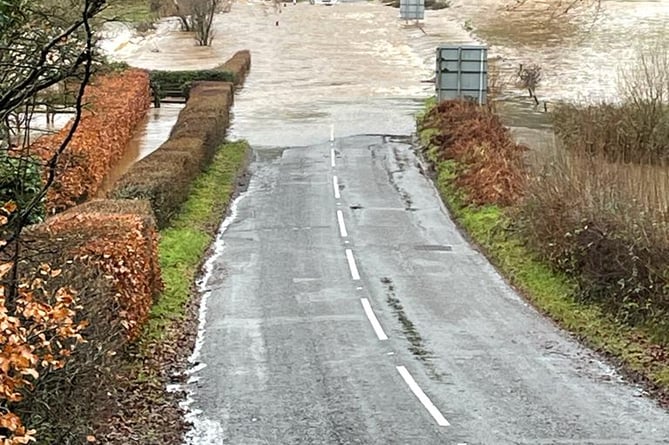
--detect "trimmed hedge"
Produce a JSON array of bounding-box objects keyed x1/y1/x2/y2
[
  {"x1": 110, "y1": 80, "x2": 236, "y2": 228},
  {"x1": 29, "y1": 69, "x2": 152, "y2": 212},
  {"x1": 149, "y1": 69, "x2": 234, "y2": 98},
  {"x1": 15, "y1": 198, "x2": 161, "y2": 441},
  {"x1": 217, "y1": 50, "x2": 251, "y2": 85},
  {"x1": 148, "y1": 49, "x2": 251, "y2": 97},
  {"x1": 40, "y1": 199, "x2": 163, "y2": 340}
]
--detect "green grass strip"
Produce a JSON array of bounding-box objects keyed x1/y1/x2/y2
[
  {"x1": 105, "y1": 0, "x2": 153, "y2": 24},
  {"x1": 147, "y1": 140, "x2": 250, "y2": 340},
  {"x1": 422, "y1": 123, "x2": 669, "y2": 392}
]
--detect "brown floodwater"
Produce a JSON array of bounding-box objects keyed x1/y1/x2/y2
[
  {"x1": 102, "y1": 0, "x2": 669, "y2": 150},
  {"x1": 97, "y1": 103, "x2": 183, "y2": 195}
]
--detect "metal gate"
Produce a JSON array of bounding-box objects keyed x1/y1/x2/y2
[
  {"x1": 436, "y1": 45, "x2": 488, "y2": 104},
  {"x1": 400, "y1": 0, "x2": 425, "y2": 20}
]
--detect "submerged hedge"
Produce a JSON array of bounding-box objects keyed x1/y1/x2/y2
[{"x1": 149, "y1": 49, "x2": 252, "y2": 97}]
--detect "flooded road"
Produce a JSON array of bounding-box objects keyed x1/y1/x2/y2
[
  {"x1": 103, "y1": 1, "x2": 669, "y2": 443},
  {"x1": 110, "y1": 0, "x2": 474, "y2": 147},
  {"x1": 107, "y1": 0, "x2": 669, "y2": 150}
]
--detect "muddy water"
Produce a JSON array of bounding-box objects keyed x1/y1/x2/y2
[
  {"x1": 111, "y1": 0, "x2": 474, "y2": 147},
  {"x1": 107, "y1": 0, "x2": 668, "y2": 149},
  {"x1": 97, "y1": 103, "x2": 183, "y2": 195},
  {"x1": 445, "y1": 0, "x2": 669, "y2": 104}
]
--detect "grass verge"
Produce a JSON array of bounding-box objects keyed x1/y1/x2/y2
[
  {"x1": 105, "y1": 0, "x2": 154, "y2": 24},
  {"x1": 148, "y1": 140, "x2": 250, "y2": 340},
  {"x1": 421, "y1": 117, "x2": 669, "y2": 402}
]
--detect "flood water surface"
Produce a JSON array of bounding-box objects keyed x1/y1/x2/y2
[{"x1": 105, "y1": 0, "x2": 669, "y2": 148}]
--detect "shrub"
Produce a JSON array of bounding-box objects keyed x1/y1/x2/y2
[
  {"x1": 38, "y1": 199, "x2": 162, "y2": 340},
  {"x1": 554, "y1": 44, "x2": 669, "y2": 164},
  {"x1": 0, "y1": 152, "x2": 45, "y2": 224},
  {"x1": 420, "y1": 100, "x2": 527, "y2": 207},
  {"x1": 553, "y1": 102, "x2": 669, "y2": 164},
  {"x1": 149, "y1": 69, "x2": 234, "y2": 97},
  {"x1": 518, "y1": 151, "x2": 669, "y2": 334},
  {"x1": 29, "y1": 69, "x2": 151, "y2": 213}
]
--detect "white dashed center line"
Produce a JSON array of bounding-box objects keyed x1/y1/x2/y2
[
  {"x1": 360, "y1": 298, "x2": 388, "y2": 341},
  {"x1": 333, "y1": 175, "x2": 341, "y2": 199},
  {"x1": 396, "y1": 366, "x2": 450, "y2": 426},
  {"x1": 330, "y1": 148, "x2": 336, "y2": 167},
  {"x1": 345, "y1": 248, "x2": 360, "y2": 280},
  {"x1": 336, "y1": 210, "x2": 348, "y2": 237}
]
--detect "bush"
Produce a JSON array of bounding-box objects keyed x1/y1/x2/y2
[
  {"x1": 519, "y1": 151, "x2": 669, "y2": 335},
  {"x1": 420, "y1": 100, "x2": 527, "y2": 207},
  {"x1": 38, "y1": 199, "x2": 162, "y2": 340},
  {"x1": 553, "y1": 102, "x2": 669, "y2": 164},
  {"x1": 29, "y1": 69, "x2": 151, "y2": 213},
  {"x1": 0, "y1": 152, "x2": 44, "y2": 224},
  {"x1": 149, "y1": 69, "x2": 234, "y2": 97},
  {"x1": 554, "y1": 44, "x2": 669, "y2": 165},
  {"x1": 9, "y1": 260, "x2": 125, "y2": 445}
]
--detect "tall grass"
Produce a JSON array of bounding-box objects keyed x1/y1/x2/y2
[{"x1": 521, "y1": 45, "x2": 669, "y2": 339}]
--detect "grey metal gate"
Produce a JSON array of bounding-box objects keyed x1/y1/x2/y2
[
  {"x1": 436, "y1": 45, "x2": 488, "y2": 104},
  {"x1": 400, "y1": 0, "x2": 425, "y2": 20}
]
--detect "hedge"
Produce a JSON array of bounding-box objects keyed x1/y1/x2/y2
[
  {"x1": 148, "y1": 49, "x2": 251, "y2": 97},
  {"x1": 217, "y1": 50, "x2": 251, "y2": 85},
  {"x1": 110, "y1": 81, "x2": 235, "y2": 228},
  {"x1": 11, "y1": 198, "x2": 160, "y2": 442},
  {"x1": 29, "y1": 69, "x2": 151, "y2": 213},
  {"x1": 149, "y1": 69, "x2": 235, "y2": 98}
]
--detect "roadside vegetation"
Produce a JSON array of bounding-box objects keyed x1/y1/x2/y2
[
  {"x1": 99, "y1": 141, "x2": 250, "y2": 444},
  {"x1": 418, "y1": 45, "x2": 669, "y2": 401},
  {"x1": 1, "y1": 0, "x2": 251, "y2": 436}
]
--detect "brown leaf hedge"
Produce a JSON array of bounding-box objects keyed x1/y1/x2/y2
[
  {"x1": 30, "y1": 69, "x2": 151, "y2": 213},
  {"x1": 421, "y1": 100, "x2": 527, "y2": 207},
  {"x1": 35, "y1": 199, "x2": 162, "y2": 341},
  {"x1": 1, "y1": 50, "x2": 251, "y2": 443}
]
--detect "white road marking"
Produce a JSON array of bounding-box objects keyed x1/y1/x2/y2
[
  {"x1": 330, "y1": 124, "x2": 335, "y2": 142},
  {"x1": 330, "y1": 148, "x2": 336, "y2": 167},
  {"x1": 360, "y1": 298, "x2": 389, "y2": 341},
  {"x1": 345, "y1": 248, "x2": 360, "y2": 280},
  {"x1": 336, "y1": 210, "x2": 348, "y2": 237},
  {"x1": 333, "y1": 176, "x2": 341, "y2": 199},
  {"x1": 396, "y1": 366, "x2": 450, "y2": 427}
]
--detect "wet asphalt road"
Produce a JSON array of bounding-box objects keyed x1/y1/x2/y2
[{"x1": 187, "y1": 135, "x2": 669, "y2": 444}]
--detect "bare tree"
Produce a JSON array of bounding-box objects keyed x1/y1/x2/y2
[
  {"x1": 191, "y1": 0, "x2": 221, "y2": 46},
  {"x1": 171, "y1": 0, "x2": 223, "y2": 45},
  {"x1": 0, "y1": 0, "x2": 103, "y2": 295},
  {"x1": 506, "y1": 0, "x2": 601, "y2": 16}
]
